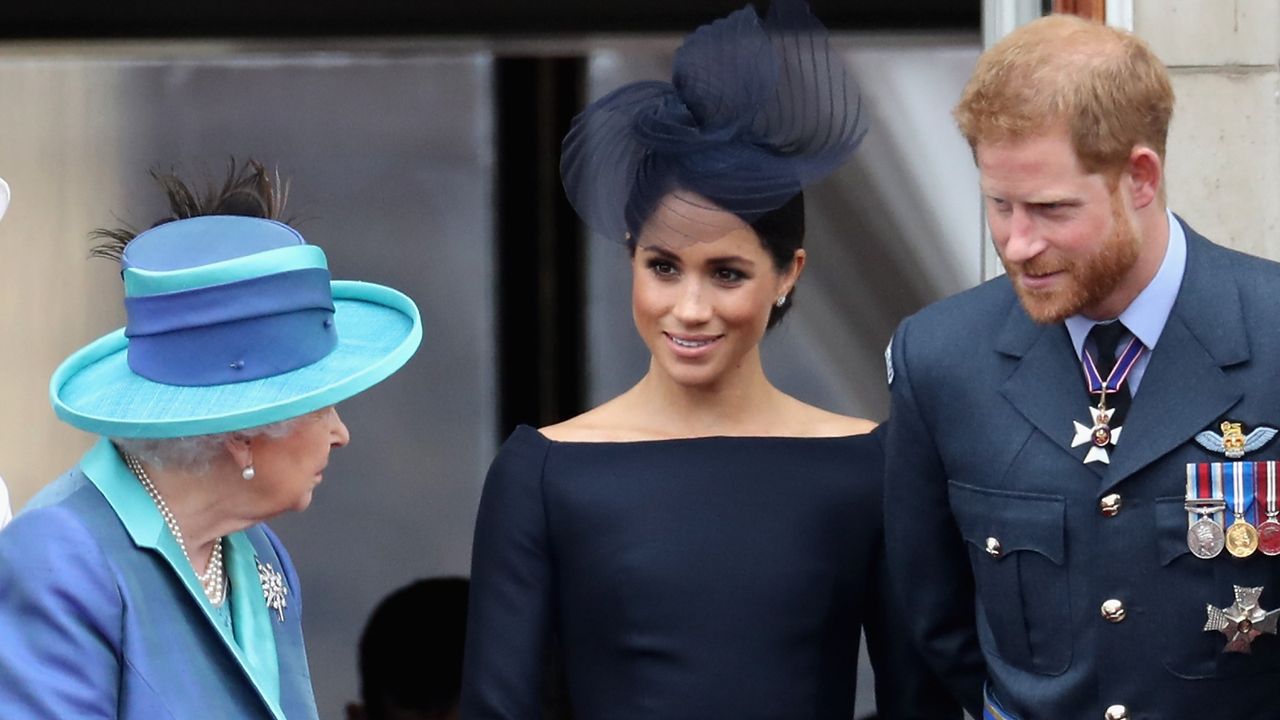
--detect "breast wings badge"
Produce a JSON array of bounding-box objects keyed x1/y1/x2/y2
[{"x1": 1196, "y1": 421, "x2": 1277, "y2": 459}]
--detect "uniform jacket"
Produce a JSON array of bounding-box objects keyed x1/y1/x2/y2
[
  {"x1": 0, "y1": 439, "x2": 318, "y2": 719},
  {"x1": 885, "y1": 219, "x2": 1280, "y2": 719}
]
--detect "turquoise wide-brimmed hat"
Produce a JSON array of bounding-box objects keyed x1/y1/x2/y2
[{"x1": 50, "y1": 215, "x2": 422, "y2": 439}]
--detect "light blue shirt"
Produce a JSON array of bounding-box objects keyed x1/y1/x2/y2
[{"x1": 1064, "y1": 208, "x2": 1187, "y2": 396}]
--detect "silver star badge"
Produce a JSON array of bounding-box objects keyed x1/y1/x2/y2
[
  {"x1": 1072, "y1": 406, "x2": 1122, "y2": 464},
  {"x1": 1204, "y1": 585, "x2": 1280, "y2": 653},
  {"x1": 256, "y1": 557, "x2": 289, "y2": 623}
]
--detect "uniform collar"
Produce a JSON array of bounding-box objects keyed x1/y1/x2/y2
[{"x1": 1065, "y1": 207, "x2": 1187, "y2": 358}]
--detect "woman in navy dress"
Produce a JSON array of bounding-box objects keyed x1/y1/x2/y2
[{"x1": 462, "y1": 1, "x2": 958, "y2": 718}]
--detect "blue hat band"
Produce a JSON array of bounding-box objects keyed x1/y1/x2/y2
[{"x1": 124, "y1": 268, "x2": 337, "y2": 387}]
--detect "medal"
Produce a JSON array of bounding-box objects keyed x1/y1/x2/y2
[
  {"x1": 1205, "y1": 585, "x2": 1280, "y2": 653},
  {"x1": 1188, "y1": 512, "x2": 1226, "y2": 559},
  {"x1": 1257, "y1": 461, "x2": 1280, "y2": 556},
  {"x1": 1071, "y1": 335, "x2": 1142, "y2": 465},
  {"x1": 1259, "y1": 520, "x2": 1280, "y2": 556},
  {"x1": 1225, "y1": 461, "x2": 1259, "y2": 558},
  {"x1": 1227, "y1": 520, "x2": 1259, "y2": 558},
  {"x1": 1072, "y1": 405, "x2": 1121, "y2": 464},
  {"x1": 1186, "y1": 463, "x2": 1227, "y2": 558}
]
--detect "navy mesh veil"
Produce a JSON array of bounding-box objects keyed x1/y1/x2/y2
[{"x1": 560, "y1": 0, "x2": 868, "y2": 245}]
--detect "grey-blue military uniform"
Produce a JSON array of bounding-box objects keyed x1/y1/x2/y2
[{"x1": 884, "y1": 216, "x2": 1280, "y2": 720}]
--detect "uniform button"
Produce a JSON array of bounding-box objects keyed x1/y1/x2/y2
[
  {"x1": 985, "y1": 537, "x2": 1002, "y2": 557},
  {"x1": 1100, "y1": 493, "x2": 1122, "y2": 517},
  {"x1": 1104, "y1": 704, "x2": 1129, "y2": 720},
  {"x1": 1100, "y1": 599, "x2": 1126, "y2": 623}
]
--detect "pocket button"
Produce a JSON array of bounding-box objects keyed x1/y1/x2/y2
[
  {"x1": 1104, "y1": 704, "x2": 1129, "y2": 720},
  {"x1": 985, "y1": 537, "x2": 1002, "y2": 557}
]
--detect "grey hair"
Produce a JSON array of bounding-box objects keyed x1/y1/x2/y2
[{"x1": 112, "y1": 416, "x2": 300, "y2": 474}]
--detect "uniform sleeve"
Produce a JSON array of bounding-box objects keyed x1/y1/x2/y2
[
  {"x1": 865, "y1": 516, "x2": 964, "y2": 716},
  {"x1": 460, "y1": 428, "x2": 555, "y2": 720},
  {"x1": 857, "y1": 424, "x2": 961, "y2": 720},
  {"x1": 883, "y1": 320, "x2": 987, "y2": 716},
  {"x1": 0, "y1": 506, "x2": 123, "y2": 718}
]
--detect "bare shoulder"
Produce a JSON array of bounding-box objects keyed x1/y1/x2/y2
[
  {"x1": 780, "y1": 397, "x2": 878, "y2": 438},
  {"x1": 538, "y1": 395, "x2": 651, "y2": 442}
]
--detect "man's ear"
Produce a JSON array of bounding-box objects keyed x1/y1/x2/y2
[{"x1": 1126, "y1": 145, "x2": 1162, "y2": 210}]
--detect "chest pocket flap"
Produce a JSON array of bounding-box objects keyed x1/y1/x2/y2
[
  {"x1": 949, "y1": 480, "x2": 1066, "y2": 564},
  {"x1": 946, "y1": 480, "x2": 1071, "y2": 674}
]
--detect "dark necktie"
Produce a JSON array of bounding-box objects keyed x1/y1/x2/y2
[{"x1": 1087, "y1": 321, "x2": 1133, "y2": 427}]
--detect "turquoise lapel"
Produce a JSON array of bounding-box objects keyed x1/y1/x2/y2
[{"x1": 224, "y1": 530, "x2": 283, "y2": 714}]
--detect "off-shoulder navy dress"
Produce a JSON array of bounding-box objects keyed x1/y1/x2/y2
[{"x1": 461, "y1": 425, "x2": 958, "y2": 719}]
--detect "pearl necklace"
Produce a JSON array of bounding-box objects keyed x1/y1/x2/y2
[{"x1": 123, "y1": 454, "x2": 227, "y2": 606}]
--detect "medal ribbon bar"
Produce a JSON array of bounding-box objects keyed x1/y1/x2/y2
[
  {"x1": 1186, "y1": 462, "x2": 1226, "y2": 526},
  {"x1": 1225, "y1": 462, "x2": 1259, "y2": 527},
  {"x1": 1260, "y1": 461, "x2": 1275, "y2": 515}
]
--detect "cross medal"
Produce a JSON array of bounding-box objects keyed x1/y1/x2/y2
[
  {"x1": 1205, "y1": 585, "x2": 1280, "y2": 653},
  {"x1": 1071, "y1": 335, "x2": 1143, "y2": 465}
]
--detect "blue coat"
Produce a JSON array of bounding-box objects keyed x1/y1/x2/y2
[
  {"x1": 885, "y1": 220, "x2": 1280, "y2": 719},
  {"x1": 0, "y1": 440, "x2": 319, "y2": 719}
]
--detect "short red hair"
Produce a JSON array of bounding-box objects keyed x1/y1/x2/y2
[{"x1": 954, "y1": 14, "x2": 1174, "y2": 175}]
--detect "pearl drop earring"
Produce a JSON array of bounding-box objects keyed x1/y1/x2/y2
[{"x1": 241, "y1": 465, "x2": 256, "y2": 480}]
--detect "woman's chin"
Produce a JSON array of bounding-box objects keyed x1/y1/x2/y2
[
  {"x1": 291, "y1": 491, "x2": 316, "y2": 513},
  {"x1": 658, "y1": 361, "x2": 724, "y2": 389}
]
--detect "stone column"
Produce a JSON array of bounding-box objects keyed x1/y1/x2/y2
[{"x1": 1134, "y1": 0, "x2": 1280, "y2": 257}]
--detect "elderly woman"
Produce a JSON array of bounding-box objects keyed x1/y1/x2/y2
[{"x1": 0, "y1": 162, "x2": 421, "y2": 719}]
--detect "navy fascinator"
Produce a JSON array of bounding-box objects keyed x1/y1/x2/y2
[{"x1": 560, "y1": 0, "x2": 868, "y2": 245}]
